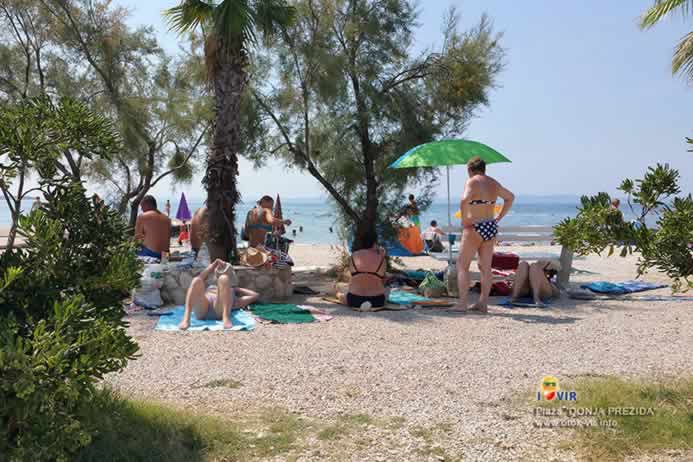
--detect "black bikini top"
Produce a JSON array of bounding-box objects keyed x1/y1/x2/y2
[
  {"x1": 350, "y1": 252, "x2": 386, "y2": 279},
  {"x1": 469, "y1": 199, "x2": 496, "y2": 205}
]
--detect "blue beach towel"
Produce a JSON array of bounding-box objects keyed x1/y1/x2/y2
[
  {"x1": 388, "y1": 290, "x2": 431, "y2": 305},
  {"x1": 155, "y1": 306, "x2": 256, "y2": 331},
  {"x1": 581, "y1": 280, "x2": 667, "y2": 295}
]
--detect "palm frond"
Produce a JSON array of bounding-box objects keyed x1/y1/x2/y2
[
  {"x1": 254, "y1": 0, "x2": 296, "y2": 40},
  {"x1": 214, "y1": 0, "x2": 257, "y2": 48},
  {"x1": 672, "y1": 31, "x2": 693, "y2": 79},
  {"x1": 640, "y1": 0, "x2": 693, "y2": 29},
  {"x1": 164, "y1": 0, "x2": 214, "y2": 34}
]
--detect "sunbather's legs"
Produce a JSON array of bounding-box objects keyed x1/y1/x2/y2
[
  {"x1": 452, "y1": 229, "x2": 481, "y2": 311},
  {"x1": 179, "y1": 276, "x2": 208, "y2": 330},
  {"x1": 511, "y1": 261, "x2": 531, "y2": 301},
  {"x1": 529, "y1": 262, "x2": 553, "y2": 304},
  {"x1": 215, "y1": 274, "x2": 234, "y2": 329},
  {"x1": 473, "y1": 239, "x2": 494, "y2": 311}
]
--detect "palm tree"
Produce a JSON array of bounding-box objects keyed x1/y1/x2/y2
[
  {"x1": 641, "y1": 0, "x2": 693, "y2": 81},
  {"x1": 164, "y1": 0, "x2": 294, "y2": 261}
]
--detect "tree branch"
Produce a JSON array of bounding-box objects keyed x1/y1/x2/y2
[{"x1": 150, "y1": 123, "x2": 209, "y2": 189}]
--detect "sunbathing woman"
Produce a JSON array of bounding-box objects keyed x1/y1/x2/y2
[
  {"x1": 511, "y1": 260, "x2": 561, "y2": 306},
  {"x1": 337, "y1": 227, "x2": 388, "y2": 310},
  {"x1": 179, "y1": 259, "x2": 259, "y2": 330},
  {"x1": 452, "y1": 157, "x2": 515, "y2": 313}
]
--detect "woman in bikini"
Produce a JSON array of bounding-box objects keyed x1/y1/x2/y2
[
  {"x1": 337, "y1": 227, "x2": 388, "y2": 310},
  {"x1": 452, "y1": 156, "x2": 515, "y2": 313},
  {"x1": 179, "y1": 259, "x2": 259, "y2": 330},
  {"x1": 511, "y1": 260, "x2": 561, "y2": 307},
  {"x1": 246, "y1": 196, "x2": 292, "y2": 248}
]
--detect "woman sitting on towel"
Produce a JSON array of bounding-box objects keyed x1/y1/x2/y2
[
  {"x1": 511, "y1": 260, "x2": 561, "y2": 306},
  {"x1": 337, "y1": 226, "x2": 388, "y2": 310},
  {"x1": 179, "y1": 259, "x2": 259, "y2": 330}
]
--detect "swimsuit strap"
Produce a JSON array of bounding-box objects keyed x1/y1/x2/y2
[
  {"x1": 350, "y1": 251, "x2": 386, "y2": 279},
  {"x1": 469, "y1": 199, "x2": 496, "y2": 205}
]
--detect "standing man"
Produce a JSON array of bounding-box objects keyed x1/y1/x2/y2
[
  {"x1": 135, "y1": 195, "x2": 171, "y2": 259},
  {"x1": 30, "y1": 196, "x2": 41, "y2": 212},
  {"x1": 165, "y1": 199, "x2": 171, "y2": 217},
  {"x1": 245, "y1": 196, "x2": 292, "y2": 248}
]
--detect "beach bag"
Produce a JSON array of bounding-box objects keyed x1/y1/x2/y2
[
  {"x1": 419, "y1": 271, "x2": 446, "y2": 298},
  {"x1": 491, "y1": 252, "x2": 519, "y2": 270},
  {"x1": 134, "y1": 263, "x2": 164, "y2": 308},
  {"x1": 265, "y1": 233, "x2": 291, "y2": 254}
]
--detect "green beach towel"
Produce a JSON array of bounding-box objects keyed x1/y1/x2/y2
[{"x1": 251, "y1": 303, "x2": 316, "y2": 324}]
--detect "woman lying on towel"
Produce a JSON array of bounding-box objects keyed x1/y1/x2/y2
[
  {"x1": 511, "y1": 260, "x2": 561, "y2": 306},
  {"x1": 337, "y1": 227, "x2": 389, "y2": 310},
  {"x1": 179, "y1": 259, "x2": 259, "y2": 330}
]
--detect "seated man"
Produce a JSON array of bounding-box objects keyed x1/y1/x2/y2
[
  {"x1": 135, "y1": 195, "x2": 170, "y2": 259},
  {"x1": 179, "y1": 259, "x2": 259, "y2": 330},
  {"x1": 245, "y1": 195, "x2": 292, "y2": 248},
  {"x1": 511, "y1": 260, "x2": 561, "y2": 306},
  {"x1": 421, "y1": 220, "x2": 446, "y2": 252},
  {"x1": 336, "y1": 227, "x2": 389, "y2": 310}
]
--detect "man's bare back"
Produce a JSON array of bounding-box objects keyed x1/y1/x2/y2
[{"x1": 135, "y1": 210, "x2": 171, "y2": 254}]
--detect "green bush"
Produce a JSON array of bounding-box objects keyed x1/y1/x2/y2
[
  {"x1": 0, "y1": 97, "x2": 140, "y2": 461},
  {"x1": 555, "y1": 164, "x2": 693, "y2": 292}
]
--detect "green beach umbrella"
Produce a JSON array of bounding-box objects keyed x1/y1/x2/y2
[{"x1": 389, "y1": 139, "x2": 511, "y2": 262}]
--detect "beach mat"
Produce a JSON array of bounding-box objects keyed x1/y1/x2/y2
[
  {"x1": 581, "y1": 280, "x2": 667, "y2": 295},
  {"x1": 568, "y1": 289, "x2": 692, "y2": 302},
  {"x1": 388, "y1": 290, "x2": 431, "y2": 305},
  {"x1": 155, "y1": 306, "x2": 255, "y2": 331},
  {"x1": 251, "y1": 303, "x2": 316, "y2": 324}
]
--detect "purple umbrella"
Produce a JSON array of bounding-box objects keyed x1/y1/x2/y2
[{"x1": 175, "y1": 192, "x2": 192, "y2": 222}]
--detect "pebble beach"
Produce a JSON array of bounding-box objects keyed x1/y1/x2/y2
[{"x1": 107, "y1": 244, "x2": 693, "y2": 461}]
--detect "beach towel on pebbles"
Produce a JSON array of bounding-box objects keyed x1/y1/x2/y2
[
  {"x1": 387, "y1": 290, "x2": 431, "y2": 305},
  {"x1": 250, "y1": 304, "x2": 332, "y2": 324},
  {"x1": 155, "y1": 306, "x2": 256, "y2": 331},
  {"x1": 581, "y1": 280, "x2": 667, "y2": 295}
]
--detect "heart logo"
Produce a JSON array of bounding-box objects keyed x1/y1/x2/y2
[{"x1": 544, "y1": 391, "x2": 556, "y2": 401}]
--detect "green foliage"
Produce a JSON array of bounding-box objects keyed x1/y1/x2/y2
[
  {"x1": 253, "y1": 1, "x2": 504, "y2": 235},
  {"x1": 555, "y1": 164, "x2": 693, "y2": 292},
  {"x1": 0, "y1": 97, "x2": 140, "y2": 461},
  {"x1": 641, "y1": 0, "x2": 693, "y2": 80}
]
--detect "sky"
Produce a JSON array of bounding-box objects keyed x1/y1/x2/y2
[{"x1": 107, "y1": 0, "x2": 692, "y2": 202}]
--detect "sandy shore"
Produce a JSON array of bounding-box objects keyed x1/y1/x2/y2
[{"x1": 108, "y1": 244, "x2": 693, "y2": 461}]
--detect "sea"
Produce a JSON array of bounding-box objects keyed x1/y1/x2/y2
[{"x1": 2, "y1": 195, "x2": 640, "y2": 245}]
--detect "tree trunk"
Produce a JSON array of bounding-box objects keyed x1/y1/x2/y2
[
  {"x1": 129, "y1": 198, "x2": 141, "y2": 229},
  {"x1": 206, "y1": 46, "x2": 247, "y2": 263}
]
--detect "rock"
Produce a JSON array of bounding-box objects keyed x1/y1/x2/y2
[
  {"x1": 179, "y1": 271, "x2": 193, "y2": 289},
  {"x1": 255, "y1": 274, "x2": 273, "y2": 290}
]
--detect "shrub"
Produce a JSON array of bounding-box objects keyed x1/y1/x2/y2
[{"x1": 0, "y1": 97, "x2": 140, "y2": 461}]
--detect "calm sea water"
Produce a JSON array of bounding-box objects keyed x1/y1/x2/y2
[{"x1": 1, "y1": 196, "x2": 610, "y2": 244}]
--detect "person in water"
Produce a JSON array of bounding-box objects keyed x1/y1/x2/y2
[
  {"x1": 246, "y1": 195, "x2": 292, "y2": 248},
  {"x1": 452, "y1": 157, "x2": 514, "y2": 313},
  {"x1": 511, "y1": 260, "x2": 561, "y2": 306},
  {"x1": 134, "y1": 195, "x2": 171, "y2": 259},
  {"x1": 337, "y1": 227, "x2": 388, "y2": 310},
  {"x1": 179, "y1": 259, "x2": 259, "y2": 330}
]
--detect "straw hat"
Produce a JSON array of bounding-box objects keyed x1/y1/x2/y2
[{"x1": 240, "y1": 247, "x2": 270, "y2": 268}]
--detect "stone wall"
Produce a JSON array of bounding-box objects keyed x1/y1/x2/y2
[{"x1": 160, "y1": 264, "x2": 293, "y2": 306}]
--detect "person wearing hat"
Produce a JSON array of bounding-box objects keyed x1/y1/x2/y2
[
  {"x1": 179, "y1": 259, "x2": 259, "y2": 330},
  {"x1": 510, "y1": 260, "x2": 561, "y2": 306}
]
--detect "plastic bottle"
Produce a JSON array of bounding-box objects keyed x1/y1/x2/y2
[{"x1": 444, "y1": 262, "x2": 458, "y2": 297}]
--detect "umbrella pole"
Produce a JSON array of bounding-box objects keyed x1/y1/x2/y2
[{"x1": 447, "y1": 166, "x2": 452, "y2": 264}]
